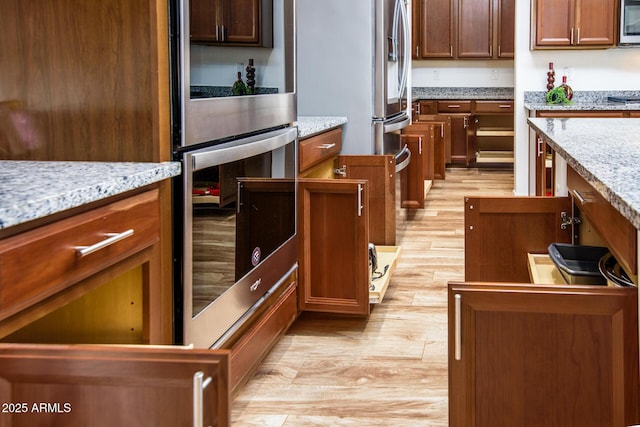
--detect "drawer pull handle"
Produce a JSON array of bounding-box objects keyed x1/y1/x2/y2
[
  {"x1": 498, "y1": 104, "x2": 512, "y2": 108},
  {"x1": 193, "y1": 371, "x2": 213, "y2": 427},
  {"x1": 447, "y1": 105, "x2": 461, "y2": 108},
  {"x1": 318, "y1": 143, "x2": 336, "y2": 150},
  {"x1": 572, "y1": 189, "x2": 592, "y2": 205},
  {"x1": 76, "y1": 229, "x2": 134, "y2": 257}
]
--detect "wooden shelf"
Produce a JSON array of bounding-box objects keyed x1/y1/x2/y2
[
  {"x1": 476, "y1": 150, "x2": 514, "y2": 164},
  {"x1": 476, "y1": 127, "x2": 514, "y2": 137},
  {"x1": 369, "y1": 246, "x2": 401, "y2": 304},
  {"x1": 192, "y1": 195, "x2": 221, "y2": 205},
  {"x1": 527, "y1": 253, "x2": 565, "y2": 285}
]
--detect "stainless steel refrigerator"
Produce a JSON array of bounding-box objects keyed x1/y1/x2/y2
[{"x1": 296, "y1": 0, "x2": 411, "y2": 155}]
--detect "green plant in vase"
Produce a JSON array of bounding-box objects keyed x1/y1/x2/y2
[{"x1": 546, "y1": 86, "x2": 573, "y2": 105}]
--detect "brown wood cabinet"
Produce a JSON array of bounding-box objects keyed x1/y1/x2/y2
[
  {"x1": 449, "y1": 281, "x2": 638, "y2": 427},
  {"x1": 413, "y1": 0, "x2": 514, "y2": 59},
  {"x1": 400, "y1": 121, "x2": 446, "y2": 208},
  {"x1": 452, "y1": 175, "x2": 640, "y2": 426},
  {"x1": 297, "y1": 127, "x2": 399, "y2": 316},
  {"x1": 532, "y1": 0, "x2": 617, "y2": 48},
  {"x1": 413, "y1": 0, "x2": 453, "y2": 58},
  {"x1": 190, "y1": 0, "x2": 267, "y2": 46},
  {"x1": 0, "y1": 344, "x2": 231, "y2": 426}
]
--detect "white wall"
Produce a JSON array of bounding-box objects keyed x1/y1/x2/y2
[{"x1": 413, "y1": 60, "x2": 514, "y2": 87}]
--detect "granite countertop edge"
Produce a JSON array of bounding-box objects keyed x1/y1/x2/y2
[
  {"x1": 527, "y1": 117, "x2": 640, "y2": 230},
  {"x1": 0, "y1": 161, "x2": 182, "y2": 231},
  {"x1": 295, "y1": 116, "x2": 348, "y2": 139},
  {"x1": 412, "y1": 87, "x2": 514, "y2": 100}
]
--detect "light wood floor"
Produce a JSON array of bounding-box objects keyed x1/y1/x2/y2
[{"x1": 231, "y1": 167, "x2": 514, "y2": 426}]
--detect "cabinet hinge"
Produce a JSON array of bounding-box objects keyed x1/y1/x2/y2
[
  {"x1": 560, "y1": 211, "x2": 581, "y2": 230},
  {"x1": 334, "y1": 166, "x2": 347, "y2": 177}
]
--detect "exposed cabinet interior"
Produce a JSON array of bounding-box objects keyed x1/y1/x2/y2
[
  {"x1": 0, "y1": 188, "x2": 164, "y2": 344},
  {"x1": 453, "y1": 170, "x2": 640, "y2": 425},
  {"x1": 297, "y1": 127, "x2": 400, "y2": 315},
  {"x1": 474, "y1": 101, "x2": 514, "y2": 165},
  {"x1": 531, "y1": 0, "x2": 617, "y2": 49}
]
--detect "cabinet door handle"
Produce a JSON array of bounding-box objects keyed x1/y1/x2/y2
[
  {"x1": 418, "y1": 136, "x2": 422, "y2": 155},
  {"x1": 75, "y1": 229, "x2": 134, "y2": 257},
  {"x1": 577, "y1": 27, "x2": 581, "y2": 44},
  {"x1": 570, "y1": 28, "x2": 574, "y2": 45},
  {"x1": 455, "y1": 294, "x2": 462, "y2": 361},
  {"x1": 415, "y1": 46, "x2": 419, "y2": 57},
  {"x1": 221, "y1": 25, "x2": 225, "y2": 42},
  {"x1": 357, "y1": 183, "x2": 364, "y2": 217},
  {"x1": 450, "y1": 45, "x2": 453, "y2": 57},
  {"x1": 318, "y1": 143, "x2": 336, "y2": 150},
  {"x1": 440, "y1": 123, "x2": 444, "y2": 138},
  {"x1": 216, "y1": 25, "x2": 219, "y2": 41},
  {"x1": 193, "y1": 371, "x2": 213, "y2": 427},
  {"x1": 537, "y1": 138, "x2": 543, "y2": 157},
  {"x1": 463, "y1": 116, "x2": 468, "y2": 128}
]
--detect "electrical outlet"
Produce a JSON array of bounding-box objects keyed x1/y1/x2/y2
[
  {"x1": 491, "y1": 69, "x2": 498, "y2": 80},
  {"x1": 433, "y1": 70, "x2": 439, "y2": 81}
]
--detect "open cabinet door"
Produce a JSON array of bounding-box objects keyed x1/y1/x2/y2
[
  {"x1": 336, "y1": 154, "x2": 396, "y2": 246},
  {"x1": 449, "y1": 282, "x2": 639, "y2": 427},
  {"x1": 465, "y1": 196, "x2": 572, "y2": 282},
  {"x1": 0, "y1": 344, "x2": 230, "y2": 427},
  {"x1": 297, "y1": 178, "x2": 370, "y2": 315}
]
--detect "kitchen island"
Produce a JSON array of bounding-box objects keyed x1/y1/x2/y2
[
  {"x1": 449, "y1": 117, "x2": 640, "y2": 426},
  {"x1": 527, "y1": 117, "x2": 640, "y2": 229}
]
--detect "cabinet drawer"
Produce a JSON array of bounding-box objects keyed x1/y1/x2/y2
[
  {"x1": 567, "y1": 167, "x2": 637, "y2": 276},
  {"x1": 417, "y1": 100, "x2": 438, "y2": 117},
  {"x1": 0, "y1": 190, "x2": 160, "y2": 319},
  {"x1": 299, "y1": 128, "x2": 342, "y2": 174},
  {"x1": 437, "y1": 101, "x2": 472, "y2": 113},
  {"x1": 474, "y1": 100, "x2": 514, "y2": 113}
]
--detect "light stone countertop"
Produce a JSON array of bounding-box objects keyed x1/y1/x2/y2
[
  {"x1": 524, "y1": 90, "x2": 640, "y2": 112},
  {"x1": 295, "y1": 116, "x2": 347, "y2": 139},
  {"x1": 412, "y1": 87, "x2": 514, "y2": 100},
  {"x1": 527, "y1": 117, "x2": 640, "y2": 229},
  {"x1": 0, "y1": 161, "x2": 181, "y2": 230}
]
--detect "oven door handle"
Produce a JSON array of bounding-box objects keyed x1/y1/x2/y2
[{"x1": 189, "y1": 127, "x2": 297, "y2": 171}]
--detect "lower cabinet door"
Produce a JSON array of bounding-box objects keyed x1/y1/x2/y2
[
  {"x1": 0, "y1": 344, "x2": 230, "y2": 426},
  {"x1": 448, "y1": 282, "x2": 639, "y2": 427},
  {"x1": 297, "y1": 179, "x2": 370, "y2": 315}
]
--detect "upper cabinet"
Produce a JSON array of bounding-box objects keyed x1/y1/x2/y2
[
  {"x1": 532, "y1": 0, "x2": 617, "y2": 49},
  {"x1": 413, "y1": 0, "x2": 514, "y2": 59},
  {"x1": 190, "y1": 0, "x2": 272, "y2": 46},
  {"x1": 414, "y1": 0, "x2": 454, "y2": 58}
]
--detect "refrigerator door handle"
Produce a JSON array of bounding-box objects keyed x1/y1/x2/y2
[
  {"x1": 383, "y1": 114, "x2": 410, "y2": 133},
  {"x1": 397, "y1": 0, "x2": 410, "y2": 99}
]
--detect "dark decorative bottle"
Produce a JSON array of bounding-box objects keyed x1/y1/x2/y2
[
  {"x1": 245, "y1": 59, "x2": 256, "y2": 94},
  {"x1": 546, "y1": 62, "x2": 555, "y2": 91},
  {"x1": 560, "y1": 75, "x2": 573, "y2": 101}
]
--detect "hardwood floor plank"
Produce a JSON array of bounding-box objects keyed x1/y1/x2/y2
[{"x1": 231, "y1": 167, "x2": 513, "y2": 425}]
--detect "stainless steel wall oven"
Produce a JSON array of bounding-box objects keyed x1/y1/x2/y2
[{"x1": 169, "y1": 0, "x2": 297, "y2": 349}]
